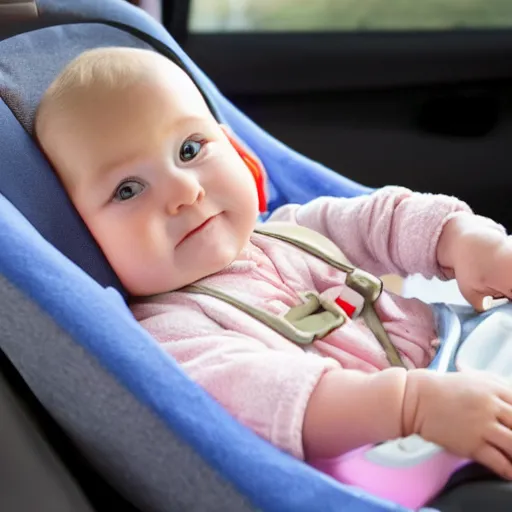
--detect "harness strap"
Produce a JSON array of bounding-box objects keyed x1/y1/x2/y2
[
  {"x1": 183, "y1": 284, "x2": 317, "y2": 345},
  {"x1": 182, "y1": 223, "x2": 406, "y2": 368},
  {"x1": 183, "y1": 285, "x2": 348, "y2": 344},
  {"x1": 254, "y1": 224, "x2": 405, "y2": 367},
  {"x1": 362, "y1": 301, "x2": 405, "y2": 368},
  {"x1": 254, "y1": 223, "x2": 355, "y2": 274}
]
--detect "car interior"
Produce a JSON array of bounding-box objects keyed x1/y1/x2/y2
[{"x1": 1, "y1": 1, "x2": 512, "y2": 511}]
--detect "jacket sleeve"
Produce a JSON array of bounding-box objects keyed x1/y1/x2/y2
[{"x1": 267, "y1": 186, "x2": 472, "y2": 278}]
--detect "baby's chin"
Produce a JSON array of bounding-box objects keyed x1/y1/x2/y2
[
  {"x1": 122, "y1": 244, "x2": 243, "y2": 297},
  {"x1": 123, "y1": 269, "x2": 215, "y2": 298},
  {"x1": 125, "y1": 278, "x2": 179, "y2": 298}
]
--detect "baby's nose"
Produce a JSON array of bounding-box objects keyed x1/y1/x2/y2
[{"x1": 164, "y1": 171, "x2": 205, "y2": 215}]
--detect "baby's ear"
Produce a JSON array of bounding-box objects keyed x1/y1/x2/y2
[{"x1": 219, "y1": 124, "x2": 268, "y2": 213}]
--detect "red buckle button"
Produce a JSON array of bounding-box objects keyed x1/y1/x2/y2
[{"x1": 335, "y1": 297, "x2": 357, "y2": 318}]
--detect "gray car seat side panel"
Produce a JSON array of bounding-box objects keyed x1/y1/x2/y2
[
  {"x1": 0, "y1": 363, "x2": 95, "y2": 512},
  {"x1": 0, "y1": 274, "x2": 256, "y2": 512}
]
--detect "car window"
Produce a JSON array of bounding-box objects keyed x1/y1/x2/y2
[{"x1": 189, "y1": 0, "x2": 512, "y2": 33}]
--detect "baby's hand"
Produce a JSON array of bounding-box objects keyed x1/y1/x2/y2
[
  {"x1": 403, "y1": 369, "x2": 512, "y2": 479},
  {"x1": 437, "y1": 212, "x2": 512, "y2": 311}
]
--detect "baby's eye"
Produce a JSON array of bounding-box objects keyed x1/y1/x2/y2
[
  {"x1": 180, "y1": 138, "x2": 203, "y2": 162},
  {"x1": 113, "y1": 180, "x2": 145, "y2": 202}
]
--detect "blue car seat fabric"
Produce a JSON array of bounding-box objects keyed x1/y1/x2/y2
[{"x1": 0, "y1": 1, "x2": 410, "y2": 511}]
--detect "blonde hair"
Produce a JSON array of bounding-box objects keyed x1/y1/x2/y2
[{"x1": 35, "y1": 47, "x2": 164, "y2": 135}]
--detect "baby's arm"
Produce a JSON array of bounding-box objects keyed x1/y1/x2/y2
[
  {"x1": 134, "y1": 300, "x2": 407, "y2": 458},
  {"x1": 303, "y1": 367, "x2": 407, "y2": 458},
  {"x1": 268, "y1": 186, "x2": 471, "y2": 279},
  {"x1": 306, "y1": 366, "x2": 512, "y2": 480},
  {"x1": 135, "y1": 300, "x2": 512, "y2": 477}
]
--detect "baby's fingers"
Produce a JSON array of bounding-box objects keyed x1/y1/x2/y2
[
  {"x1": 473, "y1": 439, "x2": 512, "y2": 481},
  {"x1": 497, "y1": 384, "x2": 512, "y2": 407},
  {"x1": 458, "y1": 284, "x2": 495, "y2": 313}
]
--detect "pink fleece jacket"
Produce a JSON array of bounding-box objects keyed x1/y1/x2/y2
[{"x1": 131, "y1": 186, "x2": 471, "y2": 459}]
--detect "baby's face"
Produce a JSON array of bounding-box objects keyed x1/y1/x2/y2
[{"x1": 38, "y1": 59, "x2": 259, "y2": 296}]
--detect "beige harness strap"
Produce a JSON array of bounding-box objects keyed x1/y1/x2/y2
[
  {"x1": 183, "y1": 223, "x2": 406, "y2": 368},
  {"x1": 254, "y1": 224, "x2": 405, "y2": 367},
  {"x1": 361, "y1": 301, "x2": 405, "y2": 368},
  {"x1": 183, "y1": 285, "x2": 345, "y2": 345},
  {"x1": 254, "y1": 223, "x2": 355, "y2": 273}
]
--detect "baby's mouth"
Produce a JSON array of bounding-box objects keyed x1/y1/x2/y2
[{"x1": 177, "y1": 215, "x2": 217, "y2": 246}]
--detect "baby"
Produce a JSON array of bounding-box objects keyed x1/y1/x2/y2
[{"x1": 35, "y1": 47, "x2": 512, "y2": 480}]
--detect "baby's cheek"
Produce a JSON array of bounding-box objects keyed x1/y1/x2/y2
[
  {"x1": 120, "y1": 257, "x2": 172, "y2": 296},
  {"x1": 102, "y1": 236, "x2": 146, "y2": 280}
]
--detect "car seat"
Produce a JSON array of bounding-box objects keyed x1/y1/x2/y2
[{"x1": 0, "y1": 1, "x2": 508, "y2": 511}]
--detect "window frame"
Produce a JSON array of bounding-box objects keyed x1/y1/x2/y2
[{"x1": 162, "y1": 1, "x2": 512, "y2": 95}]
